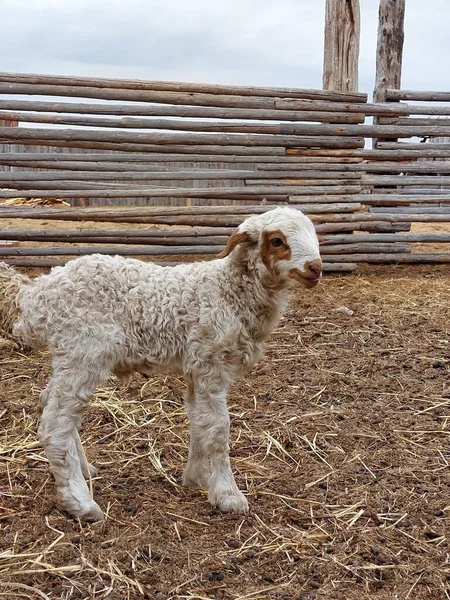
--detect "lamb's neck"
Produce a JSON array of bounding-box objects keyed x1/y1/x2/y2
[{"x1": 220, "y1": 258, "x2": 290, "y2": 341}]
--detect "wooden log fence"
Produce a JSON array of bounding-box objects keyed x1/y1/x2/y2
[{"x1": 1, "y1": 71, "x2": 450, "y2": 270}]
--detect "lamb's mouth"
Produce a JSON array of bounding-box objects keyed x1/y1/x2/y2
[{"x1": 288, "y1": 269, "x2": 322, "y2": 288}]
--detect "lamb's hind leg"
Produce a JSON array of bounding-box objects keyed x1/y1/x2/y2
[{"x1": 38, "y1": 361, "x2": 106, "y2": 521}]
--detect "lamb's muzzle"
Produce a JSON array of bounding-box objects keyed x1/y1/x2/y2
[{"x1": 0, "y1": 207, "x2": 322, "y2": 521}]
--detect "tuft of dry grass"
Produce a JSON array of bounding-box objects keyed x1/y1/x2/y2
[{"x1": 1, "y1": 264, "x2": 450, "y2": 599}]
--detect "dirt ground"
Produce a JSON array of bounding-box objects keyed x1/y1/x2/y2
[{"x1": 0, "y1": 263, "x2": 449, "y2": 600}]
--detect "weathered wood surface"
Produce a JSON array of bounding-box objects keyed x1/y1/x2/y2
[
  {"x1": 0, "y1": 102, "x2": 365, "y2": 124},
  {"x1": 0, "y1": 83, "x2": 366, "y2": 109},
  {"x1": 0, "y1": 127, "x2": 365, "y2": 148},
  {"x1": 0, "y1": 72, "x2": 367, "y2": 101},
  {"x1": 7, "y1": 123, "x2": 450, "y2": 140},
  {"x1": 289, "y1": 148, "x2": 450, "y2": 159},
  {"x1": 373, "y1": 0, "x2": 405, "y2": 103},
  {"x1": 0, "y1": 203, "x2": 363, "y2": 220},
  {"x1": 325, "y1": 253, "x2": 450, "y2": 264},
  {"x1": 321, "y1": 232, "x2": 450, "y2": 244},
  {"x1": 7, "y1": 148, "x2": 450, "y2": 163},
  {"x1": 0, "y1": 257, "x2": 359, "y2": 272},
  {"x1": 5, "y1": 229, "x2": 444, "y2": 246},
  {"x1": 377, "y1": 142, "x2": 450, "y2": 151},
  {"x1": 386, "y1": 90, "x2": 450, "y2": 102},
  {"x1": 0, "y1": 169, "x2": 362, "y2": 182},
  {"x1": 0, "y1": 243, "x2": 411, "y2": 257},
  {"x1": 0, "y1": 152, "x2": 365, "y2": 164},
  {"x1": 0, "y1": 111, "x2": 369, "y2": 133},
  {"x1": 0, "y1": 160, "x2": 365, "y2": 172},
  {"x1": 4, "y1": 158, "x2": 450, "y2": 174},
  {"x1": 0, "y1": 203, "x2": 362, "y2": 217},
  {"x1": 370, "y1": 206, "x2": 450, "y2": 214},
  {"x1": 0, "y1": 185, "x2": 362, "y2": 198},
  {"x1": 323, "y1": 0, "x2": 360, "y2": 92}
]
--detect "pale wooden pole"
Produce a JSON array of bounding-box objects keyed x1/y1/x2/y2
[
  {"x1": 323, "y1": 0, "x2": 360, "y2": 92},
  {"x1": 373, "y1": 0, "x2": 405, "y2": 103}
]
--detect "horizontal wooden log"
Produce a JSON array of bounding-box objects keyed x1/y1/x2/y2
[
  {"x1": 0, "y1": 111, "x2": 364, "y2": 133},
  {"x1": 325, "y1": 253, "x2": 450, "y2": 263},
  {"x1": 0, "y1": 160, "x2": 366, "y2": 172},
  {"x1": 264, "y1": 162, "x2": 450, "y2": 173},
  {"x1": 376, "y1": 142, "x2": 450, "y2": 151},
  {"x1": 0, "y1": 203, "x2": 361, "y2": 218},
  {"x1": 362, "y1": 175, "x2": 450, "y2": 186},
  {"x1": 0, "y1": 83, "x2": 366, "y2": 110},
  {"x1": 383, "y1": 117, "x2": 450, "y2": 127},
  {"x1": 0, "y1": 257, "x2": 359, "y2": 272},
  {"x1": 0, "y1": 152, "x2": 365, "y2": 164},
  {"x1": 0, "y1": 225, "x2": 413, "y2": 246},
  {"x1": 0, "y1": 245, "x2": 225, "y2": 256},
  {"x1": 7, "y1": 120, "x2": 450, "y2": 140},
  {"x1": 320, "y1": 232, "x2": 450, "y2": 244},
  {"x1": 277, "y1": 98, "x2": 450, "y2": 116},
  {"x1": 317, "y1": 222, "x2": 410, "y2": 233},
  {"x1": 289, "y1": 148, "x2": 450, "y2": 159},
  {"x1": 319, "y1": 243, "x2": 411, "y2": 254},
  {"x1": 0, "y1": 227, "x2": 235, "y2": 240},
  {"x1": 0, "y1": 185, "x2": 362, "y2": 198},
  {"x1": 0, "y1": 232, "x2": 230, "y2": 246},
  {"x1": 0, "y1": 242, "x2": 411, "y2": 257},
  {"x1": 0, "y1": 72, "x2": 367, "y2": 102},
  {"x1": 7, "y1": 141, "x2": 293, "y2": 156},
  {"x1": 291, "y1": 193, "x2": 450, "y2": 204},
  {"x1": 370, "y1": 206, "x2": 450, "y2": 214},
  {"x1": 386, "y1": 90, "x2": 450, "y2": 102},
  {"x1": 310, "y1": 213, "x2": 450, "y2": 223},
  {"x1": 0, "y1": 111, "x2": 367, "y2": 132},
  {"x1": 245, "y1": 178, "x2": 361, "y2": 186},
  {"x1": 0, "y1": 127, "x2": 365, "y2": 148},
  {"x1": 0, "y1": 208, "x2": 425, "y2": 227},
  {"x1": 0, "y1": 169, "x2": 362, "y2": 182},
  {"x1": 0, "y1": 99, "x2": 366, "y2": 124},
  {"x1": 7, "y1": 159, "x2": 450, "y2": 176}
]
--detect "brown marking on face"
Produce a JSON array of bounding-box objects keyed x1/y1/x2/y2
[
  {"x1": 218, "y1": 230, "x2": 250, "y2": 258},
  {"x1": 260, "y1": 230, "x2": 292, "y2": 277}
]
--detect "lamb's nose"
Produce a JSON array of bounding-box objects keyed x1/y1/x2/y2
[{"x1": 305, "y1": 259, "x2": 323, "y2": 279}]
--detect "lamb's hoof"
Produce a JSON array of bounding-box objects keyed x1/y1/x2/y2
[
  {"x1": 60, "y1": 497, "x2": 105, "y2": 522},
  {"x1": 209, "y1": 487, "x2": 249, "y2": 514},
  {"x1": 77, "y1": 500, "x2": 105, "y2": 522}
]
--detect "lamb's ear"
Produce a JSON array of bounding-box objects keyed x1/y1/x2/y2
[{"x1": 217, "y1": 230, "x2": 251, "y2": 258}]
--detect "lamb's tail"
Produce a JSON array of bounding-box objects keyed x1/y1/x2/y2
[{"x1": 0, "y1": 261, "x2": 32, "y2": 344}]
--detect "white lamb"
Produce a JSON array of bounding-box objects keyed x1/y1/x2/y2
[{"x1": 0, "y1": 207, "x2": 322, "y2": 521}]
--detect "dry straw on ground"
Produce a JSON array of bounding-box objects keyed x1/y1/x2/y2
[{"x1": 1, "y1": 264, "x2": 450, "y2": 600}]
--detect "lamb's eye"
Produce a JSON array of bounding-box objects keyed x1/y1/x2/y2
[{"x1": 270, "y1": 238, "x2": 284, "y2": 248}]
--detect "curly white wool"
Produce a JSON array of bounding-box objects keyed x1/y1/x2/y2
[{"x1": 4, "y1": 207, "x2": 322, "y2": 520}]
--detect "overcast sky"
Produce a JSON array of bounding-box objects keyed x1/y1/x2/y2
[{"x1": 1, "y1": 0, "x2": 450, "y2": 98}]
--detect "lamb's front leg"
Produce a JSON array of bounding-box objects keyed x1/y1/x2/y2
[
  {"x1": 186, "y1": 375, "x2": 249, "y2": 514},
  {"x1": 183, "y1": 376, "x2": 211, "y2": 490}
]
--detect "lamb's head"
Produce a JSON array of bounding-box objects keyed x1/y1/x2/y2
[{"x1": 218, "y1": 207, "x2": 322, "y2": 289}]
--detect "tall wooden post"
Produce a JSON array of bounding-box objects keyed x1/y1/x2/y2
[
  {"x1": 373, "y1": 0, "x2": 405, "y2": 102},
  {"x1": 323, "y1": 0, "x2": 360, "y2": 92}
]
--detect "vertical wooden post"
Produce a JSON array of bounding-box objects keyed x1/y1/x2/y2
[
  {"x1": 373, "y1": 0, "x2": 405, "y2": 102},
  {"x1": 323, "y1": 0, "x2": 360, "y2": 92}
]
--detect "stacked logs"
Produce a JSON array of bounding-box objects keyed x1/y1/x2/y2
[{"x1": 1, "y1": 73, "x2": 450, "y2": 270}]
